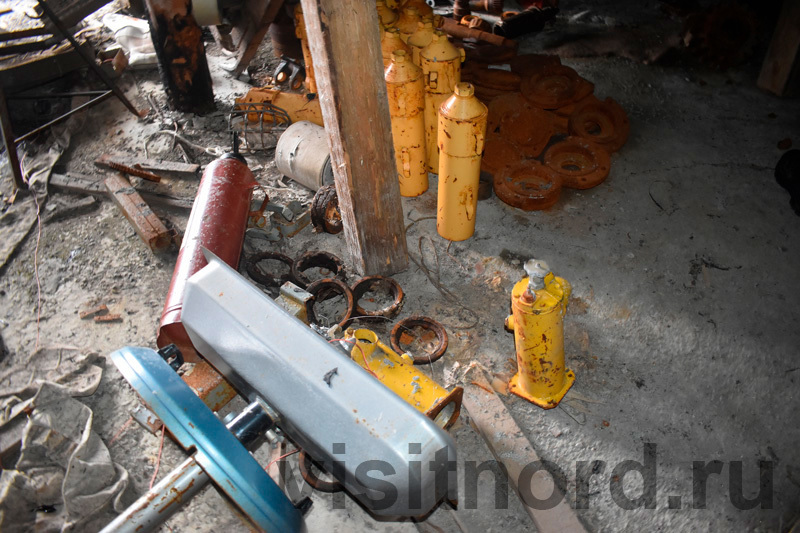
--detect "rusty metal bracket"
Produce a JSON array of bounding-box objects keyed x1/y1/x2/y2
[
  {"x1": 274, "y1": 56, "x2": 306, "y2": 91},
  {"x1": 390, "y1": 315, "x2": 449, "y2": 365}
]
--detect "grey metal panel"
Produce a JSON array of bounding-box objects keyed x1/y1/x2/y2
[{"x1": 182, "y1": 251, "x2": 457, "y2": 517}]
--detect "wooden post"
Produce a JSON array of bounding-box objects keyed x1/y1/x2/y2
[
  {"x1": 145, "y1": 0, "x2": 215, "y2": 113},
  {"x1": 757, "y1": 0, "x2": 800, "y2": 97},
  {"x1": 299, "y1": 0, "x2": 408, "y2": 276}
]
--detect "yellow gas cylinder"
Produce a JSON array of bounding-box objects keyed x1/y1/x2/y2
[
  {"x1": 386, "y1": 50, "x2": 428, "y2": 197},
  {"x1": 395, "y1": 6, "x2": 422, "y2": 43},
  {"x1": 381, "y1": 27, "x2": 411, "y2": 68},
  {"x1": 345, "y1": 328, "x2": 463, "y2": 429},
  {"x1": 421, "y1": 31, "x2": 464, "y2": 173},
  {"x1": 294, "y1": 5, "x2": 316, "y2": 94},
  {"x1": 505, "y1": 260, "x2": 575, "y2": 409},
  {"x1": 407, "y1": 20, "x2": 435, "y2": 66},
  {"x1": 376, "y1": 0, "x2": 398, "y2": 28},
  {"x1": 385, "y1": 0, "x2": 400, "y2": 9},
  {"x1": 436, "y1": 82, "x2": 486, "y2": 241},
  {"x1": 401, "y1": 0, "x2": 434, "y2": 17}
]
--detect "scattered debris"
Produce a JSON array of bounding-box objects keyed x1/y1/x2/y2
[
  {"x1": 94, "y1": 313, "x2": 122, "y2": 323},
  {"x1": 104, "y1": 174, "x2": 172, "y2": 252},
  {"x1": 79, "y1": 304, "x2": 109, "y2": 319}
]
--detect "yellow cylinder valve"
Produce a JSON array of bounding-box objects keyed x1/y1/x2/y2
[
  {"x1": 344, "y1": 328, "x2": 463, "y2": 430},
  {"x1": 376, "y1": 0, "x2": 398, "y2": 29},
  {"x1": 436, "y1": 82, "x2": 487, "y2": 241},
  {"x1": 506, "y1": 260, "x2": 575, "y2": 409},
  {"x1": 407, "y1": 21, "x2": 434, "y2": 66},
  {"x1": 420, "y1": 31, "x2": 464, "y2": 173},
  {"x1": 381, "y1": 27, "x2": 411, "y2": 69},
  {"x1": 386, "y1": 50, "x2": 428, "y2": 197}
]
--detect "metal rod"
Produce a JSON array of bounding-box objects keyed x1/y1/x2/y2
[
  {"x1": 8, "y1": 91, "x2": 108, "y2": 99},
  {"x1": 35, "y1": 0, "x2": 143, "y2": 117},
  {"x1": 0, "y1": 86, "x2": 25, "y2": 191},
  {"x1": 100, "y1": 402, "x2": 273, "y2": 533},
  {"x1": 14, "y1": 91, "x2": 113, "y2": 144}
]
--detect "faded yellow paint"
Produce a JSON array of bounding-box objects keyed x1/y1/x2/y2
[
  {"x1": 506, "y1": 272, "x2": 575, "y2": 409},
  {"x1": 235, "y1": 87, "x2": 323, "y2": 126},
  {"x1": 385, "y1": 50, "x2": 428, "y2": 196},
  {"x1": 436, "y1": 83, "x2": 487, "y2": 241},
  {"x1": 345, "y1": 328, "x2": 462, "y2": 429}
]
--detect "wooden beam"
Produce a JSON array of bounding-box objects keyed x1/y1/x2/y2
[
  {"x1": 231, "y1": 0, "x2": 284, "y2": 76},
  {"x1": 298, "y1": 0, "x2": 408, "y2": 276},
  {"x1": 463, "y1": 369, "x2": 588, "y2": 533},
  {"x1": 757, "y1": 0, "x2": 800, "y2": 97},
  {"x1": 50, "y1": 172, "x2": 193, "y2": 210}
]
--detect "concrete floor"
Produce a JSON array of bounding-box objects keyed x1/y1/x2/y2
[{"x1": 1, "y1": 1, "x2": 799, "y2": 531}]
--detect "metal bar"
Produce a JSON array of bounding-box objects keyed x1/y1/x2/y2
[
  {"x1": 35, "y1": 0, "x2": 143, "y2": 117},
  {"x1": 0, "y1": 86, "x2": 25, "y2": 191},
  {"x1": 14, "y1": 91, "x2": 113, "y2": 144},
  {"x1": 101, "y1": 402, "x2": 273, "y2": 533},
  {"x1": 8, "y1": 90, "x2": 107, "y2": 99}
]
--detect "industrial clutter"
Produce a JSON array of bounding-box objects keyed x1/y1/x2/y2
[{"x1": 0, "y1": 0, "x2": 799, "y2": 531}]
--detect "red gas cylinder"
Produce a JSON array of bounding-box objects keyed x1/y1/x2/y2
[{"x1": 157, "y1": 153, "x2": 257, "y2": 362}]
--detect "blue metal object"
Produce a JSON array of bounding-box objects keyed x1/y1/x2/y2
[{"x1": 110, "y1": 346, "x2": 304, "y2": 533}]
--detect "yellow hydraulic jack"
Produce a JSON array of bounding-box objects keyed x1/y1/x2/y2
[
  {"x1": 344, "y1": 328, "x2": 463, "y2": 429},
  {"x1": 506, "y1": 260, "x2": 575, "y2": 409}
]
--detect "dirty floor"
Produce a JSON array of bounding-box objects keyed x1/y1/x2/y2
[{"x1": 1, "y1": 1, "x2": 799, "y2": 532}]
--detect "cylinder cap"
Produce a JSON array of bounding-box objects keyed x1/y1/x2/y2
[
  {"x1": 454, "y1": 82, "x2": 474, "y2": 97},
  {"x1": 392, "y1": 50, "x2": 408, "y2": 63}
]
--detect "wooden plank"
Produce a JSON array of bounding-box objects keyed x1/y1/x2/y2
[
  {"x1": 231, "y1": 0, "x2": 284, "y2": 76},
  {"x1": 463, "y1": 369, "x2": 588, "y2": 533},
  {"x1": 104, "y1": 173, "x2": 172, "y2": 252},
  {"x1": 757, "y1": 0, "x2": 800, "y2": 96},
  {"x1": 50, "y1": 172, "x2": 194, "y2": 210},
  {"x1": 299, "y1": 0, "x2": 408, "y2": 276},
  {"x1": 96, "y1": 153, "x2": 199, "y2": 176}
]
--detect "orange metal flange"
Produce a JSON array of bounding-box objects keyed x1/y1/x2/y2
[
  {"x1": 493, "y1": 162, "x2": 563, "y2": 210},
  {"x1": 481, "y1": 135, "x2": 524, "y2": 176},
  {"x1": 544, "y1": 136, "x2": 611, "y2": 190},
  {"x1": 500, "y1": 106, "x2": 555, "y2": 158},
  {"x1": 521, "y1": 65, "x2": 581, "y2": 110},
  {"x1": 568, "y1": 97, "x2": 630, "y2": 153}
]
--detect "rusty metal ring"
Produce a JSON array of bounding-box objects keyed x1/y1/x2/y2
[
  {"x1": 298, "y1": 450, "x2": 343, "y2": 493},
  {"x1": 291, "y1": 251, "x2": 346, "y2": 289},
  {"x1": 568, "y1": 97, "x2": 630, "y2": 153},
  {"x1": 544, "y1": 136, "x2": 611, "y2": 190},
  {"x1": 521, "y1": 65, "x2": 580, "y2": 110},
  {"x1": 351, "y1": 276, "x2": 405, "y2": 319},
  {"x1": 306, "y1": 278, "x2": 354, "y2": 330},
  {"x1": 493, "y1": 162, "x2": 562, "y2": 211},
  {"x1": 310, "y1": 184, "x2": 343, "y2": 235},
  {"x1": 245, "y1": 251, "x2": 294, "y2": 287},
  {"x1": 390, "y1": 316, "x2": 448, "y2": 365}
]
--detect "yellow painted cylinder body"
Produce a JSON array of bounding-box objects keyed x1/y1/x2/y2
[
  {"x1": 506, "y1": 273, "x2": 575, "y2": 409},
  {"x1": 376, "y1": 0, "x2": 398, "y2": 28},
  {"x1": 436, "y1": 83, "x2": 487, "y2": 241},
  {"x1": 294, "y1": 5, "x2": 316, "y2": 94},
  {"x1": 395, "y1": 7, "x2": 421, "y2": 43},
  {"x1": 421, "y1": 32, "x2": 464, "y2": 173},
  {"x1": 381, "y1": 27, "x2": 411, "y2": 68},
  {"x1": 345, "y1": 328, "x2": 462, "y2": 429},
  {"x1": 402, "y1": 0, "x2": 434, "y2": 17},
  {"x1": 407, "y1": 21, "x2": 434, "y2": 66},
  {"x1": 386, "y1": 50, "x2": 428, "y2": 197}
]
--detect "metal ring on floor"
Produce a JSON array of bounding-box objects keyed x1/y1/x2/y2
[
  {"x1": 298, "y1": 450, "x2": 343, "y2": 493},
  {"x1": 291, "y1": 251, "x2": 346, "y2": 289},
  {"x1": 305, "y1": 278, "x2": 354, "y2": 329},
  {"x1": 543, "y1": 136, "x2": 611, "y2": 190},
  {"x1": 390, "y1": 316, "x2": 449, "y2": 365},
  {"x1": 568, "y1": 97, "x2": 630, "y2": 153},
  {"x1": 493, "y1": 161, "x2": 563, "y2": 211},
  {"x1": 246, "y1": 251, "x2": 295, "y2": 287},
  {"x1": 351, "y1": 276, "x2": 405, "y2": 319}
]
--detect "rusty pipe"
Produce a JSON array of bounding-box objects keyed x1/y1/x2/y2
[
  {"x1": 436, "y1": 16, "x2": 517, "y2": 49},
  {"x1": 469, "y1": 0, "x2": 504, "y2": 14},
  {"x1": 157, "y1": 154, "x2": 257, "y2": 362}
]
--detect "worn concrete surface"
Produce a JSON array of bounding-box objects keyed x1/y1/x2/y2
[{"x1": 1, "y1": 1, "x2": 799, "y2": 532}]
